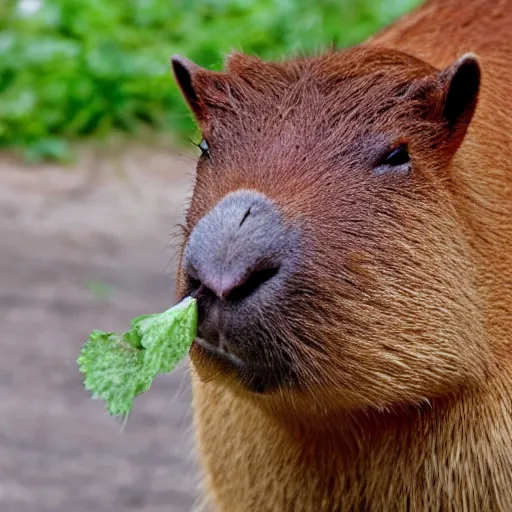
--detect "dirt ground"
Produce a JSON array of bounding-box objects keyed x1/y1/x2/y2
[{"x1": 0, "y1": 146, "x2": 201, "y2": 512}]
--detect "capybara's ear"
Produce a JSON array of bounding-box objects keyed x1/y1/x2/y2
[
  {"x1": 408, "y1": 53, "x2": 481, "y2": 160},
  {"x1": 171, "y1": 55, "x2": 233, "y2": 122},
  {"x1": 439, "y1": 53, "x2": 481, "y2": 140},
  {"x1": 171, "y1": 55, "x2": 204, "y2": 119}
]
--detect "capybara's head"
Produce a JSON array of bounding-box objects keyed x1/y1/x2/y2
[{"x1": 172, "y1": 46, "x2": 490, "y2": 418}]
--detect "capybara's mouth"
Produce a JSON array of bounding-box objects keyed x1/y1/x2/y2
[
  {"x1": 191, "y1": 336, "x2": 291, "y2": 394},
  {"x1": 194, "y1": 336, "x2": 247, "y2": 373}
]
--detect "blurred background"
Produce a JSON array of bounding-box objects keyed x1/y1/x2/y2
[{"x1": 0, "y1": 0, "x2": 419, "y2": 510}]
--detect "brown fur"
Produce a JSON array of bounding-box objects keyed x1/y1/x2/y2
[{"x1": 173, "y1": 0, "x2": 512, "y2": 510}]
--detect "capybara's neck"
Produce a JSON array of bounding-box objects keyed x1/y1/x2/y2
[{"x1": 193, "y1": 374, "x2": 512, "y2": 511}]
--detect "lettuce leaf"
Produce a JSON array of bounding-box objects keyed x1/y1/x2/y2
[{"x1": 77, "y1": 297, "x2": 197, "y2": 418}]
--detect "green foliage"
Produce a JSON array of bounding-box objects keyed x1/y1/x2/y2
[
  {"x1": 78, "y1": 297, "x2": 198, "y2": 418},
  {"x1": 0, "y1": 0, "x2": 420, "y2": 161}
]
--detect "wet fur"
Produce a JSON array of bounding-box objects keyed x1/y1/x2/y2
[{"x1": 174, "y1": 0, "x2": 512, "y2": 510}]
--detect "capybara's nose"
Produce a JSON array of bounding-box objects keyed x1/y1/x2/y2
[{"x1": 183, "y1": 191, "x2": 285, "y2": 302}]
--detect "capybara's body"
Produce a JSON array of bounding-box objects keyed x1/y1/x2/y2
[{"x1": 172, "y1": 0, "x2": 512, "y2": 510}]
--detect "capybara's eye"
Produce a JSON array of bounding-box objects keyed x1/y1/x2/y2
[
  {"x1": 375, "y1": 143, "x2": 410, "y2": 175},
  {"x1": 383, "y1": 144, "x2": 409, "y2": 166},
  {"x1": 198, "y1": 138, "x2": 210, "y2": 157}
]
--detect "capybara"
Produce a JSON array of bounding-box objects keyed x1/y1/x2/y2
[{"x1": 172, "y1": 0, "x2": 512, "y2": 509}]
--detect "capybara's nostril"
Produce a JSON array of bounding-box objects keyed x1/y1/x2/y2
[
  {"x1": 224, "y1": 266, "x2": 280, "y2": 302},
  {"x1": 187, "y1": 262, "x2": 280, "y2": 302}
]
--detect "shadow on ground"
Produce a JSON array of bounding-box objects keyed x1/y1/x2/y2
[{"x1": 0, "y1": 147, "x2": 200, "y2": 512}]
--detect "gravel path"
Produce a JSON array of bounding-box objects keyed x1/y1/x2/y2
[{"x1": 0, "y1": 147, "x2": 200, "y2": 512}]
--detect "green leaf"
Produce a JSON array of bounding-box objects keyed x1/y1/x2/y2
[
  {"x1": 78, "y1": 331, "x2": 146, "y2": 417},
  {"x1": 134, "y1": 298, "x2": 199, "y2": 374},
  {"x1": 77, "y1": 297, "x2": 197, "y2": 418}
]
